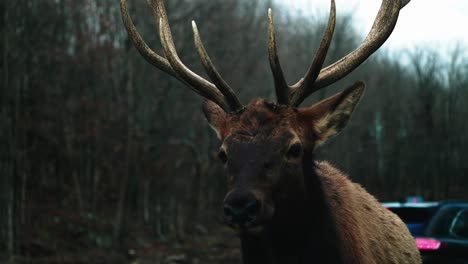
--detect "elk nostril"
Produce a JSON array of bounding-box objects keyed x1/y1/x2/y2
[
  {"x1": 244, "y1": 201, "x2": 259, "y2": 216},
  {"x1": 224, "y1": 204, "x2": 235, "y2": 218},
  {"x1": 223, "y1": 200, "x2": 259, "y2": 227},
  {"x1": 223, "y1": 190, "x2": 261, "y2": 227}
]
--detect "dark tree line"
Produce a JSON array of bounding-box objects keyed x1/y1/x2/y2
[{"x1": 1, "y1": 0, "x2": 467, "y2": 262}]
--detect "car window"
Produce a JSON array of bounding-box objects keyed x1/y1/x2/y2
[
  {"x1": 388, "y1": 207, "x2": 439, "y2": 236},
  {"x1": 426, "y1": 205, "x2": 468, "y2": 238},
  {"x1": 449, "y1": 209, "x2": 468, "y2": 238},
  {"x1": 389, "y1": 207, "x2": 435, "y2": 223}
]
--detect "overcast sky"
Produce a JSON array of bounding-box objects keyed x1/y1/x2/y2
[{"x1": 283, "y1": 0, "x2": 468, "y2": 52}]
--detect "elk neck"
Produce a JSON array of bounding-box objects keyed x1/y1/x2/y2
[{"x1": 239, "y1": 151, "x2": 345, "y2": 263}]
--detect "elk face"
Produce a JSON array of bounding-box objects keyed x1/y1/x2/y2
[{"x1": 203, "y1": 83, "x2": 365, "y2": 231}]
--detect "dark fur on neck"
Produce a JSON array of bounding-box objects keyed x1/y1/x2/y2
[
  {"x1": 302, "y1": 151, "x2": 344, "y2": 264},
  {"x1": 239, "y1": 151, "x2": 345, "y2": 264}
]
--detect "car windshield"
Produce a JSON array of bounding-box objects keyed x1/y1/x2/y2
[
  {"x1": 426, "y1": 205, "x2": 468, "y2": 239},
  {"x1": 390, "y1": 207, "x2": 435, "y2": 223},
  {"x1": 387, "y1": 206, "x2": 439, "y2": 236}
]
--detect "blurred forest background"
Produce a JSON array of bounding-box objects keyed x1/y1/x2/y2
[{"x1": 1, "y1": 0, "x2": 467, "y2": 263}]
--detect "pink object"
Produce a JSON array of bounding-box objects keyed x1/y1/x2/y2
[{"x1": 416, "y1": 238, "x2": 442, "y2": 250}]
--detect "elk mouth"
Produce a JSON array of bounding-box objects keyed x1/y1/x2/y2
[
  {"x1": 224, "y1": 217, "x2": 266, "y2": 235},
  {"x1": 223, "y1": 202, "x2": 275, "y2": 234}
]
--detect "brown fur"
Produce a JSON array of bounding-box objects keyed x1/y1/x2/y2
[
  {"x1": 315, "y1": 161, "x2": 421, "y2": 263},
  {"x1": 212, "y1": 98, "x2": 299, "y2": 139}
]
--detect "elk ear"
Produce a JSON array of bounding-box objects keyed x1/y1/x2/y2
[
  {"x1": 298, "y1": 81, "x2": 365, "y2": 147},
  {"x1": 202, "y1": 100, "x2": 229, "y2": 139}
]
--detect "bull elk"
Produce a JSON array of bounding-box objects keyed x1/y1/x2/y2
[{"x1": 120, "y1": 0, "x2": 421, "y2": 263}]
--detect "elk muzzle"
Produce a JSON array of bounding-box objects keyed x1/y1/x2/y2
[{"x1": 223, "y1": 190, "x2": 260, "y2": 228}]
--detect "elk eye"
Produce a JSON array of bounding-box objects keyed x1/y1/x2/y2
[
  {"x1": 287, "y1": 143, "x2": 302, "y2": 159},
  {"x1": 218, "y1": 149, "x2": 228, "y2": 164}
]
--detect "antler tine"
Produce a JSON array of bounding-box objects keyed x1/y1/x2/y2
[
  {"x1": 289, "y1": 0, "x2": 336, "y2": 106},
  {"x1": 401, "y1": 0, "x2": 411, "y2": 8},
  {"x1": 268, "y1": 0, "x2": 335, "y2": 106},
  {"x1": 271, "y1": 0, "x2": 409, "y2": 106},
  {"x1": 267, "y1": 8, "x2": 289, "y2": 105},
  {"x1": 121, "y1": 0, "x2": 244, "y2": 112},
  {"x1": 153, "y1": 0, "x2": 231, "y2": 111},
  {"x1": 192, "y1": 21, "x2": 244, "y2": 112},
  {"x1": 120, "y1": 0, "x2": 178, "y2": 80},
  {"x1": 292, "y1": 0, "x2": 406, "y2": 106}
]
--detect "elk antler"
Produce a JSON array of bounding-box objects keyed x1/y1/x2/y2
[
  {"x1": 120, "y1": 0, "x2": 243, "y2": 112},
  {"x1": 268, "y1": 0, "x2": 410, "y2": 106}
]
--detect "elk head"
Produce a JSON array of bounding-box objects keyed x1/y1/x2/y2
[{"x1": 121, "y1": 0, "x2": 409, "y2": 231}]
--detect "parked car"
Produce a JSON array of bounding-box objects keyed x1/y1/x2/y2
[
  {"x1": 382, "y1": 201, "x2": 440, "y2": 236},
  {"x1": 384, "y1": 201, "x2": 468, "y2": 264},
  {"x1": 418, "y1": 203, "x2": 468, "y2": 264}
]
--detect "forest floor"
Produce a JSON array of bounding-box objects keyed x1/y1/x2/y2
[
  {"x1": 131, "y1": 227, "x2": 242, "y2": 264},
  {"x1": 8, "y1": 226, "x2": 242, "y2": 264},
  {"x1": 11, "y1": 219, "x2": 242, "y2": 264},
  {"x1": 5, "y1": 198, "x2": 242, "y2": 264}
]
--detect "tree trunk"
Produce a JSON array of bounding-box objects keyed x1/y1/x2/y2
[{"x1": 113, "y1": 40, "x2": 134, "y2": 246}]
